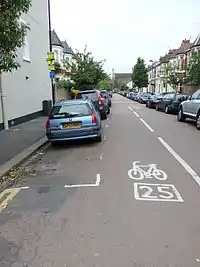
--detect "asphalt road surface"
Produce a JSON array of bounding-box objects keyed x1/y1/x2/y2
[{"x1": 1, "y1": 94, "x2": 200, "y2": 267}]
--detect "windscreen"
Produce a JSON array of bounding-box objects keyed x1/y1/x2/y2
[
  {"x1": 76, "y1": 92, "x2": 97, "y2": 100},
  {"x1": 50, "y1": 103, "x2": 91, "y2": 119}
]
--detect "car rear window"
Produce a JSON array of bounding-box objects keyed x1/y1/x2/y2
[
  {"x1": 50, "y1": 103, "x2": 92, "y2": 119},
  {"x1": 76, "y1": 92, "x2": 97, "y2": 100}
]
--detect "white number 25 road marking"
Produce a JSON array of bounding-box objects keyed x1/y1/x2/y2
[{"x1": 134, "y1": 183, "x2": 184, "y2": 202}]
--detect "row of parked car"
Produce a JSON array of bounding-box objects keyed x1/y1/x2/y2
[
  {"x1": 122, "y1": 89, "x2": 200, "y2": 130},
  {"x1": 46, "y1": 90, "x2": 112, "y2": 145}
]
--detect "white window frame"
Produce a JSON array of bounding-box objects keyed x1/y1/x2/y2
[{"x1": 20, "y1": 18, "x2": 31, "y2": 62}]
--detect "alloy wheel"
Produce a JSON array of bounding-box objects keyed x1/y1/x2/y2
[{"x1": 196, "y1": 114, "x2": 200, "y2": 130}]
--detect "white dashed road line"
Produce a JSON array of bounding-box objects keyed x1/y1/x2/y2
[
  {"x1": 128, "y1": 106, "x2": 133, "y2": 111},
  {"x1": 139, "y1": 118, "x2": 154, "y2": 132},
  {"x1": 158, "y1": 137, "x2": 200, "y2": 187},
  {"x1": 133, "y1": 111, "x2": 140, "y2": 117}
]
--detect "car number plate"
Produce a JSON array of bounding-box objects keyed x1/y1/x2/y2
[{"x1": 63, "y1": 122, "x2": 81, "y2": 129}]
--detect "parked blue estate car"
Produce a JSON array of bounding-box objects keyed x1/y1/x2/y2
[{"x1": 46, "y1": 99, "x2": 102, "y2": 145}]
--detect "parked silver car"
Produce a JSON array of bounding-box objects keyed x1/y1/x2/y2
[{"x1": 177, "y1": 89, "x2": 200, "y2": 130}]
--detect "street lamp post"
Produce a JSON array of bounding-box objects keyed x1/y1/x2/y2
[{"x1": 47, "y1": 0, "x2": 55, "y2": 104}]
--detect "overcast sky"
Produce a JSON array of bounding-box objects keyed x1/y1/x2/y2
[{"x1": 51, "y1": 0, "x2": 200, "y2": 73}]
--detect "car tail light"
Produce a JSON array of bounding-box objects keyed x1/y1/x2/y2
[
  {"x1": 92, "y1": 112, "x2": 97, "y2": 124},
  {"x1": 46, "y1": 118, "x2": 50, "y2": 130},
  {"x1": 97, "y1": 92, "x2": 103, "y2": 105}
]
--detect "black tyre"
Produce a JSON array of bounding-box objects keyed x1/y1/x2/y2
[
  {"x1": 107, "y1": 107, "x2": 110, "y2": 114},
  {"x1": 96, "y1": 134, "x2": 102, "y2": 142},
  {"x1": 165, "y1": 105, "x2": 170, "y2": 114},
  {"x1": 196, "y1": 112, "x2": 200, "y2": 130},
  {"x1": 156, "y1": 104, "x2": 159, "y2": 111},
  {"x1": 177, "y1": 108, "x2": 186, "y2": 122},
  {"x1": 51, "y1": 141, "x2": 59, "y2": 147},
  {"x1": 101, "y1": 111, "x2": 107, "y2": 120}
]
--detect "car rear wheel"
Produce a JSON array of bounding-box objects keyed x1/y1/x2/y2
[
  {"x1": 51, "y1": 141, "x2": 60, "y2": 147},
  {"x1": 101, "y1": 111, "x2": 107, "y2": 120},
  {"x1": 196, "y1": 112, "x2": 200, "y2": 130},
  {"x1": 177, "y1": 108, "x2": 185, "y2": 122},
  {"x1": 96, "y1": 134, "x2": 102, "y2": 142},
  {"x1": 165, "y1": 105, "x2": 169, "y2": 114},
  {"x1": 107, "y1": 107, "x2": 110, "y2": 114}
]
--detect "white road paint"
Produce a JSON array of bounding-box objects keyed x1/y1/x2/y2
[
  {"x1": 139, "y1": 118, "x2": 154, "y2": 132},
  {"x1": 95, "y1": 173, "x2": 101, "y2": 186},
  {"x1": 158, "y1": 137, "x2": 200, "y2": 187},
  {"x1": 128, "y1": 161, "x2": 167, "y2": 180},
  {"x1": 65, "y1": 174, "x2": 101, "y2": 188},
  {"x1": 104, "y1": 136, "x2": 107, "y2": 141},
  {"x1": 8, "y1": 186, "x2": 29, "y2": 191},
  {"x1": 128, "y1": 106, "x2": 133, "y2": 111},
  {"x1": 133, "y1": 111, "x2": 140, "y2": 117},
  {"x1": 100, "y1": 153, "x2": 103, "y2": 160},
  {"x1": 106, "y1": 124, "x2": 108, "y2": 128},
  {"x1": 134, "y1": 182, "x2": 184, "y2": 202}
]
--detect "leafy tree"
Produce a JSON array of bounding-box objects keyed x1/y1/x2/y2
[
  {"x1": 64, "y1": 46, "x2": 106, "y2": 90},
  {"x1": 55, "y1": 62, "x2": 62, "y2": 74},
  {"x1": 0, "y1": 0, "x2": 31, "y2": 73},
  {"x1": 98, "y1": 74, "x2": 112, "y2": 91},
  {"x1": 132, "y1": 57, "x2": 148, "y2": 89},
  {"x1": 165, "y1": 63, "x2": 187, "y2": 90},
  {"x1": 187, "y1": 51, "x2": 200, "y2": 85},
  {"x1": 120, "y1": 82, "x2": 128, "y2": 91},
  {"x1": 56, "y1": 79, "x2": 74, "y2": 91}
]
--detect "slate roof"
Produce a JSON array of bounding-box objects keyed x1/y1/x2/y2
[
  {"x1": 191, "y1": 34, "x2": 200, "y2": 48},
  {"x1": 61, "y1": 41, "x2": 74, "y2": 55},
  {"x1": 176, "y1": 39, "x2": 192, "y2": 55},
  {"x1": 51, "y1": 30, "x2": 63, "y2": 47}
]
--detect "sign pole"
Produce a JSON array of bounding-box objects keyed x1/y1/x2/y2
[{"x1": 47, "y1": 0, "x2": 55, "y2": 104}]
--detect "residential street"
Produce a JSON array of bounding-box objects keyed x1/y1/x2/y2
[{"x1": 1, "y1": 93, "x2": 200, "y2": 267}]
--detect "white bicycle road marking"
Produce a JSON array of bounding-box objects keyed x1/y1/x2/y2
[
  {"x1": 128, "y1": 161, "x2": 167, "y2": 180},
  {"x1": 134, "y1": 182, "x2": 184, "y2": 202},
  {"x1": 64, "y1": 174, "x2": 101, "y2": 188}
]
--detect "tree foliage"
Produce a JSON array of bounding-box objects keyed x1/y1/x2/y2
[
  {"x1": 165, "y1": 63, "x2": 187, "y2": 89},
  {"x1": 120, "y1": 82, "x2": 128, "y2": 91},
  {"x1": 56, "y1": 78, "x2": 74, "y2": 91},
  {"x1": 64, "y1": 46, "x2": 106, "y2": 91},
  {"x1": 187, "y1": 51, "x2": 200, "y2": 85},
  {"x1": 98, "y1": 73, "x2": 112, "y2": 91},
  {"x1": 0, "y1": 0, "x2": 31, "y2": 73},
  {"x1": 132, "y1": 57, "x2": 148, "y2": 89}
]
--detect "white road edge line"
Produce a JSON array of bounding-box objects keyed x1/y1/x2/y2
[
  {"x1": 158, "y1": 137, "x2": 200, "y2": 186},
  {"x1": 64, "y1": 174, "x2": 101, "y2": 188},
  {"x1": 140, "y1": 118, "x2": 154, "y2": 132},
  {"x1": 133, "y1": 111, "x2": 140, "y2": 117},
  {"x1": 128, "y1": 106, "x2": 133, "y2": 111}
]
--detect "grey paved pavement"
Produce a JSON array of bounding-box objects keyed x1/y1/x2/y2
[
  {"x1": 0, "y1": 117, "x2": 47, "y2": 166},
  {"x1": 1, "y1": 94, "x2": 200, "y2": 266}
]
